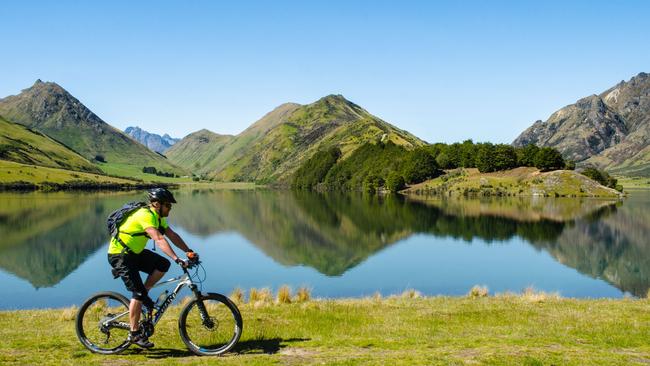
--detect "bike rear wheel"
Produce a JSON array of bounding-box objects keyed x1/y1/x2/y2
[
  {"x1": 76, "y1": 291, "x2": 131, "y2": 354},
  {"x1": 178, "y1": 292, "x2": 243, "y2": 356}
]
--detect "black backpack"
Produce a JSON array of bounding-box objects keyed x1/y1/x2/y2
[{"x1": 107, "y1": 201, "x2": 153, "y2": 253}]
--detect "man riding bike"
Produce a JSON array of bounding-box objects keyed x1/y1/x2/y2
[{"x1": 107, "y1": 187, "x2": 197, "y2": 349}]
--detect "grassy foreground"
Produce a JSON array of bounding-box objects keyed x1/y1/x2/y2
[{"x1": 1, "y1": 292, "x2": 649, "y2": 365}]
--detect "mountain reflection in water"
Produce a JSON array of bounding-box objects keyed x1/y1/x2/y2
[{"x1": 1, "y1": 189, "x2": 648, "y2": 297}]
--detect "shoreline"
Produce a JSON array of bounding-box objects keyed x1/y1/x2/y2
[
  {"x1": 0, "y1": 180, "x2": 178, "y2": 192},
  {"x1": 0, "y1": 290, "x2": 644, "y2": 312}
]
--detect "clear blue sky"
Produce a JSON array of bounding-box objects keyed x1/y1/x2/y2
[{"x1": 1, "y1": 0, "x2": 649, "y2": 143}]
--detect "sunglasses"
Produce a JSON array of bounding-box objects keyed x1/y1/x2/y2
[{"x1": 162, "y1": 202, "x2": 172, "y2": 209}]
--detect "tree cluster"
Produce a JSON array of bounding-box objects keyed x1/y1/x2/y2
[
  {"x1": 580, "y1": 167, "x2": 622, "y2": 191},
  {"x1": 292, "y1": 147, "x2": 341, "y2": 189},
  {"x1": 428, "y1": 140, "x2": 568, "y2": 172},
  {"x1": 142, "y1": 166, "x2": 177, "y2": 178}
]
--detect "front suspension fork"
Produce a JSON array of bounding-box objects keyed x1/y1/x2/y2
[{"x1": 191, "y1": 285, "x2": 215, "y2": 329}]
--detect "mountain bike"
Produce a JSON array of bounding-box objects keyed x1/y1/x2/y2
[{"x1": 75, "y1": 258, "x2": 243, "y2": 356}]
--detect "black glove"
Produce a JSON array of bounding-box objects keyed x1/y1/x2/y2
[{"x1": 175, "y1": 257, "x2": 188, "y2": 268}]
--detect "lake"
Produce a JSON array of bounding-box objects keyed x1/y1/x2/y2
[{"x1": 1, "y1": 188, "x2": 649, "y2": 309}]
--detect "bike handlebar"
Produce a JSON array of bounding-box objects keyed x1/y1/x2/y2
[{"x1": 181, "y1": 258, "x2": 201, "y2": 271}]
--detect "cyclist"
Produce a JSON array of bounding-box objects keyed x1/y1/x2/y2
[{"x1": 107, "y1": 187, "x2": 198, "y2": 348}]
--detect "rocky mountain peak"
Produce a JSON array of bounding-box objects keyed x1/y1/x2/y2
[
  {"x1": 514, "y1": 72, "x2": 650, "y2": 174},
  {"x1": 25, "y1": 79, "x2": 67, "y2": 95},
  {"x1": 124, "y1": 126, "x2": 179, "y2": 154}
]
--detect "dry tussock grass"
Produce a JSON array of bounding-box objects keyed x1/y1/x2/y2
[
  {"x1": 229, "y1": 287, "x2": 244, "y2": 304},
  {"x1": 295, "y1": 287, "x2": 311, "y2": 303},
  {"x1": 258, "y1": 288, "x2": 273, "y2": 302},
  {"x1": 277, "y1": 285, "x2": 292, "y2": 304},
  {"x1": 58, "y1": 305, "x2": 78, "y2": 321},
  {"x1": 249, "y1": 288, "x2": 260, "y2": 303},
  {"x1": 468, "y1": 285, "x2": 489, "y2": 298},
  {"x1": 520, "y1": 286, "x2": 561, "y2": 303},
  {"x1": 248, "y1": 287, "x2": 273, "y2": 306},
  {"x1": 401, "y1": 289, "x2": 422, "y2": 299}
]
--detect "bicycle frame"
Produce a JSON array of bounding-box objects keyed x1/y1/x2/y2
[
  {"x1": 149, "y1": 269, "x2": 196, "y2": 325},
  {"x1": 103, "y1": 267, "x2": 200, "y2": 330}
]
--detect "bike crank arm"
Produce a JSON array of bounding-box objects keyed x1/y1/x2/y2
[{"x1": 110, "y1": 321, "x2": 131, "y2": 330}]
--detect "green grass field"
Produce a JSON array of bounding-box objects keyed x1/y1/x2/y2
[
  {"x1": 96, "y1": 162, "x2": 194, "y2": 183},
  {"x1": 1, "y1": 291, "x2": 649, "y2": 365},
  {"x1": 175, "y1": 181, "x2": 258, "y2": 190},
  {"x1": 0, "y1": 160, "x2": 135, "y2": 185},
  {"x1": 616, "y1": 176, "x2": 650, "y2": 189},
  {"x1": 0, "y1": 159, "x2": 263, "y2": 191}
]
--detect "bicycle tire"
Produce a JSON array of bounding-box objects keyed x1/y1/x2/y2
[
  {"x1": 178, "y1": 292, "x2": 243, "y2": 356},
  {"x1": 75, "y1": 291, "x2": 131, "y2": 354}
]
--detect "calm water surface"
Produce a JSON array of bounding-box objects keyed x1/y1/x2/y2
[{"x1": 1, "y1": 189, "x2": 649, "y2": 309}]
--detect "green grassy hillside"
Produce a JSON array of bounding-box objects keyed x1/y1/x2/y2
[
  {"x1": 169, "y1": 103, "x2": 301, "y2": 174},
  {"x1": 211, "y1": 95, "x2": 425, "y2": 183},
  {"x1": 164, "y1": 129, "x2": 234, "y2": 173},
  {"x1": 405, "y1": 167, "x2": 623, "y2": 198},
  {"x1": 0, "y1": 116, "x2": 100, "y2": 173},
  {"x1": 0, "y1": 160, "x2": 138, "y2": 186}
]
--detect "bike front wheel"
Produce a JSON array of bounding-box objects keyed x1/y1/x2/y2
[
  {"x1": 75, "y1": 291, "x2": 131, "y2": 354},
  {"x1": 178, "y1": 292, "x2": 243, "y2": 356}
]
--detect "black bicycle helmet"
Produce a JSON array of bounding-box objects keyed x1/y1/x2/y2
[{"x1": 147, "y1": 187, "x2": 177, "y2": 203}]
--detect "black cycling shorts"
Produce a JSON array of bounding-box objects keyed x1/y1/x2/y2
[{"x1": 108, "y1": 249, "x2": 171, "y2": 301}]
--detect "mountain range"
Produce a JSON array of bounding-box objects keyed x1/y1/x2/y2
[
  {"x1": 2, "y1": 73, "x2": 649, "y2": 184},
  {"x1": 514, "y1": 72, "x2": 650, "y2": 176},
  {"x1": 125, "y1": 126, "x2": 179, "y2": 153},
  {"x1": 0, "y1": 80, "x2": 424, "y2": 184}
]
